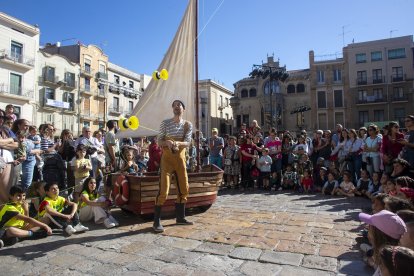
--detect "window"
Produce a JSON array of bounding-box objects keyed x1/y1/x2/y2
[
  {"x1": 249, "y1": 88, "x2": 257, "y2": 97},
  {"x1": 373, "y1": 88, "x2": 383, "y2": 101},
  {"x1": 44, "y1": 66, "x2": 55, "y2": 82},
  {"x1": 113, "y1": 97, "x2": 119, "y2": 111},
  {"x1": 394, "y1": 108, "x2": 405, "y2": 126},
  {"x1": 356, "y1": 53, "x2": 367, "y2": 63},
  {"x1": 357, "y1": 71, "x2": 367, "y2": 85},
  {"x1": 219, "y1": 95, "x2": 223, "y2": 106},
  {"x1": 236, "y1": 115, "x2": 241, "y2": 128},
  {"x1": 388, "y1": 48, "x2": 406, "y2": 59},
  {"x1": 10, "y1": 73, "x2": 22, "y2": 95},
  {"x1": 63, "y1": 92, "x2": 75, "y2": 111},
  {"x1": 242, "y1": 114, "x2": 249, "y2": 125},
  {"x1": 318, "y1": 113, "x2": 327, "y2": 130},
  {"x1": 225, "y1": 98, "x2": 229, "y2": 107},
  {"x1": 317, "y1": 70, "x2": 325, "y2": 83},
  {"x1": 83, "y1": 121, "x2": 90, "y2": 128},
  {"x1": 392, "y1": 67, "x2": 404, "y2": 82},
  {"x1": 358, "y1": 90, "x2": 367, "y2": 102},
  {"x1": 297, "y1": 83, "x2": 305, "y2": 93},
  {"x1": 63, "y1": 116, "x2": 74, "y2": 131},
  {"x1": 371, "y1": 51, "x2": 382, "y2": 61},
  {"x1": 98, "y1": 84, "x2": 105, "y2": 95},
  {"x1": 334, "y1": 90, "x2": 343, "y2": 107},
  {"x1": 114, "y1": 75, "x2": 120, "y2": 84},
  {"x1": 84, "y1": 58, "x2": 91, "y2": 73},
  {"x1": 11, "y1": 41, "x2": 23, "y2": 61},
  {"x1": 129, "y1": 80, "x2": 134, "y2": 89},
  {"x1": 220, "y1": 111, "x2": 223, "y2": 118},
  {"x1": 65, "y1": 72, "x2": 76, "y2": 87},
  {"x1": 225, "y1": 113, "x2": 229, "y2": 120},
  {"x1": 359, "y1": 111, "x2": 369, "y2": 126},
  {"x1": 372, "y1": 69, "x2": 383, "y2": 83},
  {"x1": 128, "y1": 101, "x2": 133, "y2": 113},
  {"x1": 45, "y1": 88, "x2": 55, "y2": 100},
  {"x1": 317, "y1": 91, "x2": 326, "y2": 108},
  {"x1": 99, "y1": 64, "x2": 106, "y2": 73},
  {"x1": 374, "y1": 110, "x2": 384, "y2": 122},
  {"x1": 287, "y1": 84, "x2": 295, "y2": 94},
  {"x1": 12, "y1": 106, "x2": 21, "y2": 119},
  {"x1": 43, "y1": 113, "x2": 54, "y2": 123},
  {"x1": 264, "y1": 81, "x2": 279, "y2": 94},
  {"x1": 333, "y1": 69, "x2": 342, "y2": 82},
  {"x1": 84, "y1": 78, "x2": 90, "y2": 91},
  {"x1": 241, "y1": 89, "x2": 248, "y2": 98},
  {"x1": 335, "y1": 112, "x2": 344, "y2": 127},
  {"x1": 393, "y1": 87, "x2": 404, "y2": 100}
]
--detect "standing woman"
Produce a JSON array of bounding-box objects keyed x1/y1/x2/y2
[
  {"x1": 9, "y1": 119, "x2": 30, "y2": 187},
  {"x1": 364, "y1": 124, "x2": 382, "y2": 176},
  {"x1": 223, "y1": 136, "x2": 240, "y2": 188},
  {"x1": 382, "y1": 122, "x2": 404, "y2": 173},
  {"x1": 147, "y1": 137, "x2": 162, "y2": 172},
  {"x1": 58, "y1": 129, "x2": 76, "y2": 193},
  {"x1": 0, "y1": 112, "x2": 18, "y2": 204},
  {"x1": 348, "y1": 129, "x2": 364, "y2": 180},
  {"x1": 332, "y1": 129, "x2": 349, "y2": 173}
]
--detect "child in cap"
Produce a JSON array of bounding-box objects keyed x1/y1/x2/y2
[{"x1": 0, "y1": 186, "x2": 52, "y2": 248}]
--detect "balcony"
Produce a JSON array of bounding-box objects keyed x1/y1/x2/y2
[
  {"x1": 80, "y1": 110, "x2": 95, "y2": 121},
  {"x1": 96, "y1": 86, "x2": 107, "y2": 99},
  {"x1": 109, "y1": 106, "x2": 123, "y2": 115},
  {"x1": 80, "y1": 85, "x2": 93, "y2": 96},
  {"x1": 391, "y1": 74, "x2": 406, "y2": 83},
  {"x1": 61, "y1": 79, "x2": 77, "y2": 90},
  {"x1": 392, "y1": 94, "x2": 409, "y2": 102},
  {"x1": 218, "y1": 102, "x2": 227, "y2": 110},
  {"x1": 41, "y1": 74, "x2": 60, "y2": 86},
  {"x1": 108, "y1": 83, "x2": 120, "y2": 94},
  {"x1": 43, "y1": 98, "x2": 71, "y2": 111},
  {"x1": 80, "y1": 66, "x2": 94, "y2": 77},
  {"x1": 96, "y1": 72, "x2": 108, "y2": 80},
  {"x1": 96, "y1": 113, "x2": 105, "y2": 122},
  {"x1": 0, "y1": 49, "x2": 35, "y2": 70},
  {"x1": 356, "y1": 95, "x2": 388, "y2": 105},
  {"x1": 356, "y1": 78, "x2": 368, "y2": 86},
  {"x1": 229, "y1": 96, "x2": 240, "y2": 107},
  {"x1": 0, "y1": 83, "x2": 33, "y2": 100},
  {"x1": 372, "y1": 76, "x2": 386, "y2": 84}
]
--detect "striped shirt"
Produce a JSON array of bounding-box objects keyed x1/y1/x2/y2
[
  {"x1": 158, "y1": 118, "x2": 192, "y2": 143},
  {"x1": 41, "y1": 137, "x2": 55, "y2": 151}
]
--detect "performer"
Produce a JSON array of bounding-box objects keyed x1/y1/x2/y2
[{"x1": 153, "y1": 100, "x2": 193, "y2": 232}]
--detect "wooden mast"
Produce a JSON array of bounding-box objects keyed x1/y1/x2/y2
[{"x1": 195, "y1": 0, "x2": 201, "y2": 171}]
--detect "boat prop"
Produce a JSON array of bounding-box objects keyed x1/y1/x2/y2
[
  {"x1": 118, "y1": 115, "x2": 140, "y2": 131},
  {"x1": 152, "y1": 69, "x2": 169, "y2": 80}
]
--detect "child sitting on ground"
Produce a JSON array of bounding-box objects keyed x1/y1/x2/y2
[
  {"x1": 258, "y1": 148, "x2": 272, "y2": 190},
  {"x1": 386, "y1": 179, "x2": 398, "y2": 196},
  {"x1": 301, "y1": 169, "x2": 313, "y2": 193},
  {"x1": 71, "y1": 144, "x2": 92, "y2": 202},
  {"x1": 322, "y1": 172, "x2": 339, "y2": 195},
  {"x1": 28, "y1": 181, "x2": 46, "y2": 218},
  {"x1": 355, "y1": 169, "x2": 372, "y2": 197},
  {"x1": 78, "y1": 177, "x2": 118, "y2": 228},
  {"x1": 0, "y1": 186, "x2": 52, "y2": 248},
  {"x1": 366, "y1": 172, "x2": 381, "y2": 199},
  {"x1": 282, "y1": 164, "x2": 298, "y2": 190},
  {"x1": 39, "y1": 183, "x2": 89, "y2": 236},
  {"x1": 314, "y1": 166, "x2": 328, "y2": 193},
  {"x1": 337, "y1": 170, "x2": 356, "y2": 197},
  {"x1": 379, "y1": 173, "x2": 389, "y2": 194}
]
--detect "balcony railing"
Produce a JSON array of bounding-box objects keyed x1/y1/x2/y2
[
  {"x1": 96, "y1": 87, "x2": 107, "y2": 98},
  {"x1": 61, "y1": 79, "x2": 77, "y2": 90},
  {"x1": 42, "y1": 74, "x2": 59, "y2": 85},
  {"x1": 356, "y1": 95, "x2": 388, "y2": 104},
  {"x1": 109, "y1": 106, "x2": 123, "y2": 114},
  {"x1": 96, "y1": 72, "x2": 108, "y2": 80},
  {"x1": 80, "y1": 84, "x2": 92, "y2": 93},
  {"x1": 392, "y1": 94, "x2": 408, "y2": 102},
  {"x1": 108, "y1": 83, "x2": 120, "y2": 93},
  {"x1": 391, "y1": 74, "x2": 406, "y2": 83},
  {"x1": 0, "y1": 83, "x2": 33, "y2": 98},
  {"x1": 80, "y1": 66, "x2": 94, "y2": 77},
  {"x1": 356, "y1": 78, "x2": 368, "y2": 85},
  {"x1": 0, "y1": 49, "x2": 35, "y2": 68}
]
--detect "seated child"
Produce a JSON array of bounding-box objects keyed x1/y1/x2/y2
[
  {"x1": 301, "y1": 169, "x2": 313, "y2": 193},
  {"x1": 314, "y1": 166, "x2": 328, "y2": 192},
  {"x1": 282, "y1": 164, "x2": 298, "y2": 190},
  {"x1": 322, "y1": 172, "x2": 339, "y2": 195},
  {"x1": 366, "y1": 172, "x2": 381, "y2": 199},
  {"x1": 0, "y1": 186, "x2": 52, "y2": 248},
  {"x1": 371, "y1": 193, "x2": 387, "y2": 214},
  {"x1": 79, "y1": 177, "x2": 118, "y2": 228},
  {"x1": 39, "y1": 183, "x2": 89, "y2": 236},
  {"x1": 121, "y1": 148, "x2": 139, "y2": 174},
  {"x1": 355, "y1": 169, "x2": 372, "y2": 197},
  {"x1": 28, "y1": 182, "x2": 46, "y2": 218},
  {"x1": 395, "y1": 176, "x2": 414, "y2": 199},
  {"x1": 386, "y1": 179, "x2": 398, "y2": 196},
  {"x1": 258, "y1": 148, "x2": 272, "y2": 190},
  {"x1": 397, "y1": 210, "x2": 414, "y2": 250},
  {"x1": 337, "y1": 171, "x2": 356, "y2": 197}
]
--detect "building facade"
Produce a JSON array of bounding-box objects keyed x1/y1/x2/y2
[
  {"x1": 198, "y1": 79, "x2": 233, "y2": 138},
  {"x1": 309, "y1": 51, "x2": 349, "y2": 130},
  {"x1": 344, "y1": 36, "x2": 414, "y2": 128},
  {"x1": 36, "y1": 50, "x2": 80, "y2": 135},
  {"x1": 0, "y1": 12, "x2": 39, "y2": 121}
]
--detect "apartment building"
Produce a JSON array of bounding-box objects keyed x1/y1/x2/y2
[
  {"x1": 107, "y1": 62, "x2": 145, "y2": 122},
  {"x1": 309, "y1": 51, "x2": 348, "y2": 130},
  {"x1": 231, "y1": 56, "x2": 311, "y2": 134},
  {"x1": 344, "y1": 35, "x2": 414, "y2": 128},
  {"x1": 198, "y1": 79, "x2": 233, "y2": 137},
  {"x1": 42, "y1": 43, "x2": 109, "y2": 132},
  {"x1": 0, "y1": 12, "x2": 39, "y2": 121},
  {"x1": 37, "y1": 50, "x2": 80, "y2": 135}
]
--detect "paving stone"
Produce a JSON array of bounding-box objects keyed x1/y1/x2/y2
[
  {"x1": 88, "y1": 263, "x2": 125, "y2": 276},
  {"x1": 319, "y1": 244, "x2": 355, "y2": 258},
  {"x1": 265, "y1": 230, "x2": 302, "y2": 241},
  {"x1": 136, "y1": 244, "x2": 170, "y2": 258},
  {"x1": 192, "y1": 255, "x2": 243, "y2": 273},
  {"x1": 301, "y1": 255, "x2": 338, "y2": 272},
  {"x1": 278, "y1": 265, "x2": 335, "y2": 276},
  {"x1": 276, "y1": 240, "x2": 318, "y2": 255},
  {"x1": 159, "y1": 263, "x2": 195, "y2": 276},
  {"x1": 125, "y1": 258, "x2": 167, "y2": 273},
  {"x1": 228, "y1": 246, "x2": 262, "y2": 260},
  {"x1": 239, "y1": 260, "x2": 283, "y2": 275},
  {"x1": 157, "y1": 248, "x2": 203, "y2": 265},
  {"x1": 338, "y1": 259, "x2": 373, "y2": 276},
  {"x1": 48, "y1": 253, "x2": 84, "y2": 268},
  {"x1": 189, "y1": 268, "x2": 226, "y2": 276},
  {"x1": 307, "y1": 221, "x2": 334, "y2": 229},
  {"x1": 193, "y1": 241, "x2": 235, "y2": 255},
  {"x1": 259, "y1": 250, "x2": 304, "y2": 266},
  {"x1": 236, "y1": 236, "x2": 278, "y2": 250}
]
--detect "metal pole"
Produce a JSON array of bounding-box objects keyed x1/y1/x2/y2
[{"x1": 195, "y1": 0, "x2": 201, "y2": 171}]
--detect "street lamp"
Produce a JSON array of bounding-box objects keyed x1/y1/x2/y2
[{"x1": 249, "y1": 64, "x2": 289, "y2": 128}]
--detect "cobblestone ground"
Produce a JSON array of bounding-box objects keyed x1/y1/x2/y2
[{"x1": 0, "y1": 190, "x2": 374, "y2": 275}]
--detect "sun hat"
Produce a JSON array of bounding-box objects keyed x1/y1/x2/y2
[
  {"x1": 359, "y1": 210, "x2": 407, "y2": 239},
  {"x1": 212, "y1": 128, "x2": 218, "y2": 132}
]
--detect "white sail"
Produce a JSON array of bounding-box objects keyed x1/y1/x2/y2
[{"x1": 116, "y1": 0, "x2": 196, "y2": 139}]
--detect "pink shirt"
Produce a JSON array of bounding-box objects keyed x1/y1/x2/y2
[{"x1": 265, "y1": 140, "x2": 282, "y2": 159}]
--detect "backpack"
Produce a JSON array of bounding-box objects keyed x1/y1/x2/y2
[{"x1": 43, "y1": 153, "x2": 66, "y2": 188}]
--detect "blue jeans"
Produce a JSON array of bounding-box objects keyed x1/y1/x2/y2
[
  {"x1": 209, "y1": 156, "x2": 222, "y2": 168},
  {"x1": 21, "y1": 159, "x2": 36, "y2": 191}
]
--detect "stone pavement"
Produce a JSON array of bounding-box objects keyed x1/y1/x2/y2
[{"x1": 0, "y1": 190, "x2": 374, "y2": 275}]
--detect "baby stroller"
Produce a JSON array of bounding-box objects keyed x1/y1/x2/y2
[{"x1": 42, "y1": 152, "x2": 66, "y2": 190}]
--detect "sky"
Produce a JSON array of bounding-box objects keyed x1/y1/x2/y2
[{"x1": 2, "y1": 0, "x2": 413, "y2": 89}]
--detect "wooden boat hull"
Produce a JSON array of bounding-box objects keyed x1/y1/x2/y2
[{"x1": 112, "y1": 164, "x2": 223, "y2": 215}]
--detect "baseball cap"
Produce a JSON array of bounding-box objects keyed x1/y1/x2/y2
[{"x1": 359, "y1": 210, "x2": 407, "y2": 239}]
